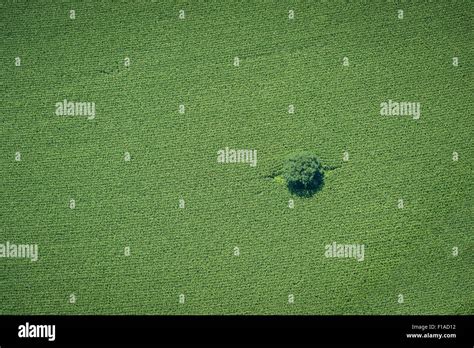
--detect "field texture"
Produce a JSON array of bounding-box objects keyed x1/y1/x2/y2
[{"x1": 1, "y1": 0, "x2": 473, "y2": 314}]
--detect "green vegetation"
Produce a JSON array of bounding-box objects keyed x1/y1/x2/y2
[
  {"x1": 0, "y1": 0, "x2": 472, "y2": 315},
  {"x1": 282, "y1": 152, "x2": 324, "y2": 197}
]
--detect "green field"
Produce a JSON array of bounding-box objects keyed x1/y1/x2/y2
[{"x1": 1, "y1": 0, "x2": 472, "y2": 315}]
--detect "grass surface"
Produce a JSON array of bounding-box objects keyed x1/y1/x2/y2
[{"x1": 0, "y1": 0, "x2": 472, "y2": 314}]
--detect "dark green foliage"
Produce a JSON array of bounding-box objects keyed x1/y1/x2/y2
[{"x1": 282, "y1": 152, "x2": 324, "y2": 196}]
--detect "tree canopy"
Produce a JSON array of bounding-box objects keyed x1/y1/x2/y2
[{"x1": 282, "y1": 152, "x2": 324, "y2": 196}]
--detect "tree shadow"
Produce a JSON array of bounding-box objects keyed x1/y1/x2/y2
[{"x1": 287, "y1": 171, "x2": 325, "y2": 198}]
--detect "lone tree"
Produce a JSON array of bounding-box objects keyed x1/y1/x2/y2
[{"x1": 282, "y1": 151, "x2": 324, "y2": 196}]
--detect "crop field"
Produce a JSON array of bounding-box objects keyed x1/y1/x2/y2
[{"x1": 0, "y1": 0, "x2": 472, "y2": 315}]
